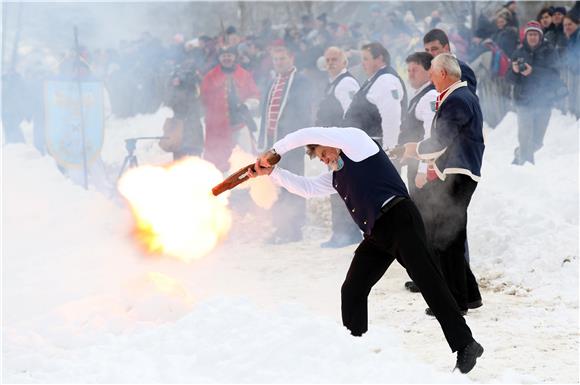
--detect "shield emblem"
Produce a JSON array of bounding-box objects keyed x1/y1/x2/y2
[
  {"x1": 391, "y1": 89, "x2": 399, "y2": 100},
  {"x1": 430, "y1": 101, "x2": 437, "y2": 112},
  {"x1": 44, "y1": 81, "x2": 104, "y2": 168}
]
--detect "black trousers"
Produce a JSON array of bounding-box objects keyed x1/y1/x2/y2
[
  {"x1": 413, "y1": 174, "x2": 482, "y2": 310},
  {"x1": 341, "y1": 199, "x2": 474, "y2": 352}
]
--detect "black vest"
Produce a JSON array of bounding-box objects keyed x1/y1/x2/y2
[
  {"x1": 332, "y1": 142, "x2": 409, "y2": 235},
  {"x1": 315, "y1": 71, "x2": 357, "y2": 127},
  {"x1": 343, "y1": 66, "x2": 407, "y2": 144},
  {"x1": 398, "y1": 83, "x2": 436, "y2": 144}
]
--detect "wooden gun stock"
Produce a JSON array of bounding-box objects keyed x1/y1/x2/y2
[
  {"x1": 387, "y1": 145, "x2": 406, "y2": 160},
  {"x1": 211, "y1": 152, "x2": 281, "y2": 196}
]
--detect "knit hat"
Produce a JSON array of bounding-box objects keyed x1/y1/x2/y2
[
  {"x1": 524, "y1": 20, "x2": 544, "y2": 37},
  {"x1": 553, "y1": 6, "x2": 567, "y2": 15}
]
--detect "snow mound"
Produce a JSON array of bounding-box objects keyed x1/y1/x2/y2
[
  {"x1": 3, "y1": 298, "x2": 470, "y2": 383},
  {"x1": 470, "y1": 111, "x2": 579, "y2": 304}
]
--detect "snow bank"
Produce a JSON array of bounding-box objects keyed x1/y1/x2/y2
[{"x1": 469, "y1": 110, "x2": 579, "y2": 304}]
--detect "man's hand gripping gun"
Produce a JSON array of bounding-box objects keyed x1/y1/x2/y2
[{"x1": 211, "y1": 150, "x2": 281, "y2": 196}]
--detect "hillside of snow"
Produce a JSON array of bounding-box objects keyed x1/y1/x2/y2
[{"x1": 2, "y1": 108, "x2": 578, "y2": 383}]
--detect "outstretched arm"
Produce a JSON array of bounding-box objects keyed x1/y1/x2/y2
[
  {"x1": 272, "y1": 127, "x2": 379, "y2": 162},
  {"x1": 247, "y1": 158, "x2": 336, "y2": 198}
]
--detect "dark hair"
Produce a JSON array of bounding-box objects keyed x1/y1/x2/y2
[
  {"x1": 564, "y1": 14, "x2": 580, "y2": 25},
  {"x1": 537, "y1": 7, "x2": 553, "y2": 21},
  {"x1": 423, "y1": 28, "x2": 450, "y2": 47},
  {"x1": 406, "y1": 52, "x2": 434, "y2": 70},
  {"x1": 361, "y1": 42, "x2": 390, "y2": 66},
  {"x1": 305, "y1": 144, "x2": 319, "y2": 159}
]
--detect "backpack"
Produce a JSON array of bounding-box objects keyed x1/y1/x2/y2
[{"x1": 484, "y1": 41, "x2": 511, "y2": 78}]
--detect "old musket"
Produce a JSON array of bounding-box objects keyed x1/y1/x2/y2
[{"x1": 211, "y1": 150, "x2": 281, "y2": 196}]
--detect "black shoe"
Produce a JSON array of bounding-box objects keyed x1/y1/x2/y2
[
  {"x1": 404, "y1": 281, "x2": 421, "y2": 293},
  {"x1": 467, "y1": 299, "x2": 483, "y2": 309},
  {"x1": 455, "y1": 340, "x2": 484, "y2": 374},
  {"x1": 320, "y1": 234, "x2": 361, "y2": 248},
  {"x1": 425, "y1": 307, "x2": 467, "y2": 316}
]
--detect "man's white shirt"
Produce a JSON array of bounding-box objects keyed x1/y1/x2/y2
[
  {"x1": 412, "y1": 82, "x2": 438, "y2": 173},
  {"x1": 330, "y1": 69, "x2": 360, "y2": 116},
  {"x1": 366, "y1": 67, "x2": 404, "y2": 150}
]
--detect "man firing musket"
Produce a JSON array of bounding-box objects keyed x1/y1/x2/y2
[{"x1": 244, "y1": 126, "x2": 484, "y2": 374}]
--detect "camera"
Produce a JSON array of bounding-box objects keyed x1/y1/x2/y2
[{"x1": 516, "y1": 58, "x2": 527, "y2": 73}]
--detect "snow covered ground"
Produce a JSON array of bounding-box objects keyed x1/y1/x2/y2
[{"x1": 2, "y1": 108, "x2": 578, "y2": 383}]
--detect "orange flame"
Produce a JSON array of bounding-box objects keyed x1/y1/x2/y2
[
  {"x1": 228, "y1": 146, "x2": 279, "y2": 209},
  {"x1": 117, "y1": 157, "x2": 232, "y2": 262}
]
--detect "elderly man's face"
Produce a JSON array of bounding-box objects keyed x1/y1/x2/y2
[
  {"x1": 526, "y1": 31, "x2": 541, "y2": 48},
  {"x1": 325, "y1": 49, "x2": 346, "y2": 77},
  {"x1": 428, "y1": 65, "x2": 448, "y2": 92},
  {"x1": 563, "y1": 18, "x2": 578, "y2": 38},
  {"x1": 424, "y1": 40, "x2": 450, "y2": 57},
  {"x1": 219, "y1": 52, "x2": 236, "y2": 68}
]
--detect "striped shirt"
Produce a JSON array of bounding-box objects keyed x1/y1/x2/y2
[{"x1": 266, "y1": 68, "x2": 295, "y2": 134}]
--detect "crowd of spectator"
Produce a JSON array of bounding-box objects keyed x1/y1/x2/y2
[{"x1": 2, "y1": 1, "x2": 579, "y2": 171}]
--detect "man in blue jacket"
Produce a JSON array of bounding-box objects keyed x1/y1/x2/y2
[{"x1": 403, "y1": 53, "x2": 485, "y2": 316}]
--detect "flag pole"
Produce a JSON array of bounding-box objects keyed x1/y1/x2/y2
[{"x1": 73, "y1": 25, "x2": 89, "y2": 190}]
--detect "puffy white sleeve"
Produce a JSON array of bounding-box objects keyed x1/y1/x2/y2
[
  {"x1": 415, "y1": 89, "x2": 438, "y2": 173},
  {"x1": 334, "y1": 77, "x2": 360, "y2": 117},
  {"x1": 365, "y1": 74, "x2": 404, "y2": 150},
  {"x1": 415, "y1": 89, "x2": 437, "y2": 140},
  {"x1": 269, "y1": 167, "x2": 336, "y2": 198},
  {"x1": 273, "y1": 126, "x2": 379, "y2": 162}
]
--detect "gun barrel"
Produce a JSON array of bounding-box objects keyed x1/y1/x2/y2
[{"x1": 211, "y1": 151, "x2": 280, "y2": 196}]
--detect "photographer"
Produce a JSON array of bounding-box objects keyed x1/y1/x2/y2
[
  {"x1": 164, "y1": 59, "x2": 204, "y2": 160},
  {"x1": 507, "y1": 21, "x2": 564, "y2": 165}
]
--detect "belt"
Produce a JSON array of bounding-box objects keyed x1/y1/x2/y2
[{"x1": 377, "y1": 196, "x2": 407, "y2": 221}]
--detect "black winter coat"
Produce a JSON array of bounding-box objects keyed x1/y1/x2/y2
[
  {"x1": 491, "y1": 26, "x2": 519, "y2": 57},
  {"x1": 565, "y1": 28, "x2": 580, "y2": 74},
  {"x1": 507, "y1": 40, "x2": 563, "y2": 106}
]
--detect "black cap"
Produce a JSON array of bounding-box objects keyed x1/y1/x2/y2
[{"x1": 553, "y1": 6, "x2": 567, "y2": 15}]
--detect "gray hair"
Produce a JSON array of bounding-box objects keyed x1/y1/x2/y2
[
  {"x1": 324, "y1": 46, "x2": 348, "y2": 66},
  {"x1": 431, "y1": 53, "x2": 462, "y2": 79}
]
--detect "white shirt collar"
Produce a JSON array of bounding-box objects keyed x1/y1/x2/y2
[
  {"x1": 329, "y1": 68, "x2": 348, "y2": 82},
  {"x1": 369, "y1": 65, "x2": 387, "y2": 80},
  {"x1": 413, "y1": 81, "x2": 433, "y2": 96}
]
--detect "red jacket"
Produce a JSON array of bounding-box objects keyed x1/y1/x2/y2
[{"x1": 201, "y1": 64, "x2": 259, "y2": 171}]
